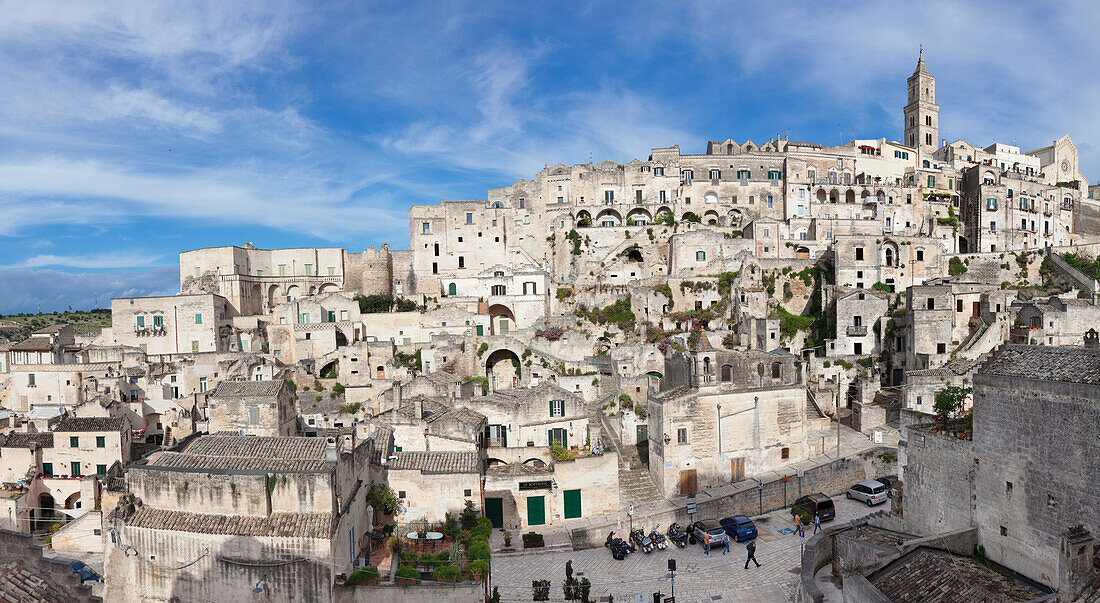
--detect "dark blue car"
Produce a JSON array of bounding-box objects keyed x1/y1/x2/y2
[{"x1": 719, "y1": 515, "x2": 758, "y2": 542}]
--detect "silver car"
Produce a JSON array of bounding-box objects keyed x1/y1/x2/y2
[{"x1": 847, "y1": 479, "x2": 889, "y2": 506}]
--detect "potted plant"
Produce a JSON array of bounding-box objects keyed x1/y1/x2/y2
[
  {"x1": 395, "y1": 565, "x2": 420, "y2": 586},
  {"x1": 345, "y1": 566, "x2": 380, "y2": 586},
  {"x1": 502, "y1": 530, "x2": 513, "y2": 548},
  {"x1": 522, "y1": 532, "x2": 545, "y2": 549},
  {"x1": 433, "y1": 564, "x2": 460, "y2": 583},
  {"x1": 468, "y1": 559, "x2": 489, "y2": 582}
]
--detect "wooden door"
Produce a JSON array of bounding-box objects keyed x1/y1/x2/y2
[
  {"x1": 731, "y1": 458, "x2": 745, "y2": 483},
  {"x1": 679, "y1": 470, "x2": 697, "y2": 496},
  {"x1": 972, "y1": 301, "x2": 981, "y2": 317},
  {"x1": 527, "y1": 496, "x2": 545, "y2": 526}
]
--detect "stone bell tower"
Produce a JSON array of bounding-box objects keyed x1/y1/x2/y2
[{"x1": 904, "y1": 47, "x2": 939, "y2": 157}]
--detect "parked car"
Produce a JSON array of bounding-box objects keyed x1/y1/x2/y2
[
  {"x1": 877, "y1": 475, "x2": 899, "y2": 496},
  {"x1": 847, "y1": 480, "x2": 889, "y2": 506},
  {"x1": 793, "y1": 493, "x2": 836, "y2": 522},
  {"x1": 719, "y1": 515, "x2": 758, "y2": 542},
  {"x1": 688, "y1": 520, "x2": 726, "y2": 547}
]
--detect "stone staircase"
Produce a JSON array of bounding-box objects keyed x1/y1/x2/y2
[{"x1": 591, "y1": 398, "x2": 668, "y2": 513}]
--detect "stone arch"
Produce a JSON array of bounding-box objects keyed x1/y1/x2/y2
[
  {"x1": 488, "y1": 304, "x2": 516, "y2": 336},
  {"x1": 726, "y1": 143, "x2": 734, "y2": 154},
  {"x1": 485, "y1": 348, "x2": 522, "y2": 391},
  {"x1": 596, "y1": 337, "x2": 612, "y2": 354},
  {"x1": 845, "y1": 189, "x2": 856, "y2": 203},
  {"x1": 829, "y1": 189, "x2": 839, "y2": 203},
  {"x1": 624, "y1": 247, "x2": 644, "y2": 263},
  {"x1": 523, "y1": 458, "x2": 547, "y2": 468},
  {"x1": 876, "y1": 189, "x2": 886, "y2": 203},
  {"x1": 268, "y1": 284, "x2": 280, "y2": 308},
  {"x1": 861, "y1": 189, "x2": 870, "y2": 199},
  {"x1": 286, "y1": 285, "x2": 301, "y2": 300},
  {"x1": 320, "y1": 283, "x2": 340, "y2": 293},
  {"x1": 727, "y1": 209, "x2": 743, "y2": 226},
  {"x1": 486, "y1": 458, "x2": 507, "y2": 468},
  {"x1": 681, "y1": 211, "x2": 700, "y2": 222},
  {"x1": 490, "y1": 201, "x2": 504, "y2": 209},
  {"x1": 816, "y1": 188, "x2": 827, "y2": 202},
  {"x1": 576, "y1": 210, "x2": 592, "y2": 226},
  {"x1": 703, "y1": 210, "x2": 720, "y2": 225},
  {"x1": 626, "y1": 208, "x2": 652, "y2": 225},
  {"x1": 882, "y1": 240, "x2": 899, "y2": 267},
  {"x1": 595, "y1": 209, "x2": 622, "y2": 227},
  {"x1": 704, "y1": 191, "x2": 719, "y2": 204},
  {"x1": 64, "y1": 491, "x2": 81, "y2": 510},
  {"x1": 795, "y1": 246, "x2": 810, "y2": 259},
  {"x1": 319, "y1": 359, "x2": 338, "y2": 378},
  {"x1": 308, "y1": 286, "x2": 317, "y2": 295}
]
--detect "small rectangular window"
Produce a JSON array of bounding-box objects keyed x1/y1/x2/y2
[
  {"x1": 194, "y1": 313, "x2": 202, "y2": 324},
  {"x1": 550, "y1": 400, "x2": 565, "y2": 417},
  {"x1": 249, "y1": 407, "x2": 260, "y2": 424},
  {"x1": 70, "y1": 436, "x2": 79, "y2": 448},
  {"x1": 677, "y1": 428, "x2": 688, "y2": 444},
  {"x1": 696, "y1": 251, "x2": 706, "y2": 261},
  {"x1": 422, "y1": 222, "x2": 430, "y2": 233},
  {"x1": 96, "y1": 436, "x2": 105, "y2": 448}
]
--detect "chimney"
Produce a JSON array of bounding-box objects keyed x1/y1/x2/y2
[
  {"x1": 1085, "y1": 329, "x2": 1099, "y2": 350},
  {"x1": 414, "y1": 398, "x2": 423, "y2": 421},
  {"x1": 393, "y1": 382, "x2": 402, "y2": 406}
]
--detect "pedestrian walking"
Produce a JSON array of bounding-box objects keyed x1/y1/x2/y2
[
  {"x1": 703, "y1": 536, "x2": 710, "y2": 556},
  {"x1": 813, "y1": 512, "x2": 821, "y2": 535},
  {"x1": 722, "y1": 531, "x2": 730, "y2": 555},
  {"x1": 565, "y1": 559, "x2": 573, "y2": 581},
  {"x1": 794, "y1": 513, "x2": 804, "y2": 538},
  {"x1": 745, "y1": 540, "x2": 760, "y2": 568}
]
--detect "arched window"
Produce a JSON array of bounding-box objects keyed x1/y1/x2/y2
[
  {"x1": 885, "y1": 247, "x2": 895, "y2": 267},
  {"x1": 721, "y1": 365, "x2": 733, "y2": 382}
]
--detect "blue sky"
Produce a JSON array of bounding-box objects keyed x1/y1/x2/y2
[{"x1": 1, "y1": 1, "x2": 1098, "y2": 313}]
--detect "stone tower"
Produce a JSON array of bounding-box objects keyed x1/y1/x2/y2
[{"x1": 904, "y1": 49, "x2": 939, "y2": 156}]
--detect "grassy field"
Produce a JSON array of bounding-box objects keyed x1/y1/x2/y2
[{"x1": 0, "y1": 309, "x2": 112, "y2": 336}]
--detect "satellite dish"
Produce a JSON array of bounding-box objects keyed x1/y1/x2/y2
[{"x1": 125, "y1": 548, "x2": 138, "y2": 557}]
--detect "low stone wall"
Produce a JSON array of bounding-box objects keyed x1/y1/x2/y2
[
  {"x1": 0, "y1": 529, "x2": 100, "y2": 601},
  {"x1": 570, "y1": 446, "x2": 897, "y2": 550},
  {"x1": 799, "y1": 530, "x2": 834, "y2": 603},
  {"x1": 842, "y1": 574, "x2": 891, "y2": 602},
  {"x1": 335, "y1": 583, "x2": 485, "y2": 603}
]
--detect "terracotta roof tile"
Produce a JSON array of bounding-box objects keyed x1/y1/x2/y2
[
  {"x1": 151, "y1": 435, "x2": 330, "y2": 472},
  {"x1": 54, "y1": 417, "x2": 125, "y2": 432},
  {"x1": 209, "y1": 379, "x2": 287, "y2": 398},
  {"x1": 388, "y1": 451, "x2": 478, "y2": 474},
  {"x1": 128, "y1": 507, "x2": 332, "y2": 538},
  {"x1": 981, "y1": 344, "x2": 1100, "y2": 385},
  {"x1": 0, "y1": 433, "x2": 53, "y2": 449}
]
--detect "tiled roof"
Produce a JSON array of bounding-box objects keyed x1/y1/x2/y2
[
  {"x1": 31, "y1": 325, "x2": 69, "y2": 334},
  {"x1": 907, "y1": 357, "x2": 981, "y2": 377},
  {"x1": 128, "y1": 507, "x2": 332, "y2": 538},
  {"x1": 152, "y1": 435, "x2": 330, "y2": 472},
  {"x1": 0, "y1": 560, "x2": 68, "y2": 602},
  {"x1": 427, "y1": 406, "x2": 485, "y2": 426},
  {"x1": 209, "y1": 379, "x2": 286, "y2": 398},
  {"x1": 7, "y1": 337, "x2": 52, "y2": 351},
  {"x1": 395, "y1": 397, "x2": 449, "y2": 420},
  {"x1": 485, "y1": 462, "x2": 551, "y2": 477},
  {"x1": 54, "y1": 417, "x2": 125, "y2": 432},
  {"x1": 869, "y1": 546, "x2": 1047, "y2": 602},
  {"x1": 981, "y1": 344, "x2": 1100, "y2": 385},
  {"x1": 388, "y1": 451, "x2": 479, "y2": 474},
  {"x1": 366, "y1": 425, "x2": 393, "y2": 465},
  {"x1": 0, "y1": 432, "x2": 53, "y2": 449}
]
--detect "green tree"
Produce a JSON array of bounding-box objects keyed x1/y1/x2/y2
[{"x1": 934, "y1": 385, "x2": 971, "y2": 421}]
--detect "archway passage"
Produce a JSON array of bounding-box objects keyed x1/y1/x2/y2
[
  {"x1": 485, "y1": 348, "x2": 521, "y2": 391},
  {"x1": 64, "y1": 491, "x2": 81, "y2": 510},
  {"x1": 488, "y1": 304, "x2": 516, "y2": 336},
  {"x1": 319, "y1": 360, "x2": 338, "y2": 379}
]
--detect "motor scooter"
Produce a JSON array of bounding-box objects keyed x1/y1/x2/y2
[
  {"x1": 630, "y1": 528, "x2": 655, "y2": 554},
  {"x1": 666, "y1": 522, "x2": 688, "y2": 548},
  {"x1": 604, "y1": 531, "x2": 631, "y2": 560},
  {"x1": 649, "y1": 524, "x2": 668, "y2": 550}
]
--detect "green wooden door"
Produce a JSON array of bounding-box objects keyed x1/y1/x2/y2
[
  {"x1": 448, "y1": 282, "x2": 457, "y2": 296},
  {"x1": 485, "y1": 497, "x2": 504, "y2": 528},
  {"x1": 636, "y1": 424, "x2": 648, "y2": 444},
  {"x1": 476, "y1": 325, "x2": 484, "y2": 336},
  {"x1": 527, "y1": 496, "x2": 545, "y2": 526},
  {"x1": 563, "y1": 489, "x2": 582, "y2": 519}
]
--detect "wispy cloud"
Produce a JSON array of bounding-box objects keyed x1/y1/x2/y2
[
  {"x1": 19, "y1": 251, "x2": 167, "y2": 270},
  {"x1": 0, "y1": 267, "x2": 179, "y2": 314}
]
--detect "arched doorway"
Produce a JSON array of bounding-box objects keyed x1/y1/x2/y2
[
  {"x1": 64, "y1": 492, "x2": 81, "y2": 510},
  {"x1": 286, "y1": 285, "x2": 301, "y2": 300},
  {"x1": 268, "y1": 284, "x2": 280, "y2": 309},
  {"x1": 319, "y1": 360, "x2": 338, "y2": 379},
  {"x1": 448, "y1": 282, "x2": 457, "y2": 296},
  {"x1": 485, "y1": 349, "x2": 521, "y2": 391},
  {"x1": 488, "y1": 304, "x2": 516, "y2": 336}
]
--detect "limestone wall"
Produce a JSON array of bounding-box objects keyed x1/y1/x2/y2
[{"x1": 901, "y1": 425, "x2": 973, "y2": 536}]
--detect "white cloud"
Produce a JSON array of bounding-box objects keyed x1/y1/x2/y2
[
  {"x1": 0, "y1": 266, "x2": 179, "y2": 314},
  {"x1": 19, "y1": 251, "x2": 167, "y2": 270}
]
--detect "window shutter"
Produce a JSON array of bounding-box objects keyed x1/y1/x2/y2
[
  {"x1": 548, "y1": 429, "x2": 553, "y2": 446},
  {"x1": 501, "y1": 425, "x2": 507, "y2": 447}
]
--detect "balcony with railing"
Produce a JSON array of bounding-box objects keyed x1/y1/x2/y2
[{"x1": 846, "y1": 325, "x2": 868, "y2": 337}]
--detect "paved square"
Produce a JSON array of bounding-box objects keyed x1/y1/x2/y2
[{"x1": 493, "y1": 496, "x2": 882, "y2": 602}]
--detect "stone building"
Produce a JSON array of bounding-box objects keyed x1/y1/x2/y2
[
  {"x1": 828, "y1": 288, "x2": 889, "y2": 357},
  {"x1": 104, "y1": 433, "x2": 376, "y2": 602},
  {"x1": 902, "y1": 344, "x2": 1100, "y2": 599},
  {"x1": 206, "y1": 379, "x2": 296, "y2": 436},
  {"x1": 649, "y1": 349, "x2": 829, "y2": 497},
  {"x1": 1010, "y1": 295, "x2": 1100, "y2": 347},
  {"x1": 108, "y1": 294, "x2": 234, "y2": 355}
]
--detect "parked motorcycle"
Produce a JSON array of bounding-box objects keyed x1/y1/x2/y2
[
  {"x1": 630, "y1": 528, "x2": 655, "y2": 554},
  {"x1": 649, "y1": 524, "x2": 669, "y2": 550},
  {"x1": 666, "y1": 522, "x2": 688, "y2": 548},
  {"x1": 605, "y1": 531, "x2": 631, "y2": 560}
]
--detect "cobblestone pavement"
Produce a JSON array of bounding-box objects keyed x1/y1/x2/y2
[{"x1": 493, "y1": 496, "x2": 882, "y2": 602}]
